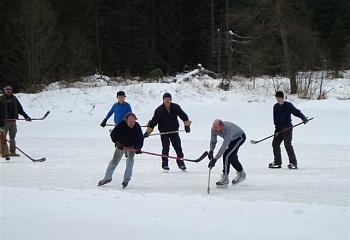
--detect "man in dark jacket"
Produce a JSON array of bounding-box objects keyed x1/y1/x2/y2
[
  {"x1": 144, "y1": 93, "x2": 191, "y2": 172},
  {"x1": 0, "y1": 101, "x2": 10, "y2": 160},
  {"x1": 98, "y1": 112, "x2": 143, "y2": 188},
  {"x1": 0, "y1": 86, "x2": 31, "y2": 156},
  {"x1": 269, "y1": 91, "x2": 308, "y2": 169}
]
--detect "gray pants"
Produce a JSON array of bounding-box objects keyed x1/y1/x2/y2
[
  {"x1": 104, "y1": 148, "x2": 136, "y2": 182},
  {"x1": 4, "y1": 120, "x2": 17, "y2": 153}
]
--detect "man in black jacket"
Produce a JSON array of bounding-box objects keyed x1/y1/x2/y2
[
  {"x1": 98, "y1": 112, "x2": 143, "y2": 188},
  {"x1": 144, "y1": 93, "x2": 191, "y2": 172},
  {"x1": 269, "y1": 91, "x2": 308, "y2": 169},
  {"x1": 0, "y1": 86, "x2": 31, "y2": 156}
]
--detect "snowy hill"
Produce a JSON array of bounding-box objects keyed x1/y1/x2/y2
[{"x1": 1, "y1": 73, "x2": 349, "y2": 240}]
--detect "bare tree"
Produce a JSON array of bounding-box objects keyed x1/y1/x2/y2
[{"x1": 5, "y1": 0, "x2": 60, "y2": 89}]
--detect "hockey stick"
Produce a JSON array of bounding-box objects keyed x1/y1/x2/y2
[
  {"x1": 7, "y1": 110, "x2": 50, "y2": 121},
  {"x1": 124, "y1": 147, "x2": 208, "y2": 163},
  {"x1": 6, "y1": 140, "x2": 46, "y2": 162},
  {"x1": 149, "y1": 130, "x2": 185, "y2": 136},
  {"x1": 207, "y1": 168, "x2": 212, "y2": 194},
  {"x1": 250, "y1": 117, "x2": 314, "y2": 144},
  {"x1": 105, "y1": 123, "x2": 147, "y2": 127}
]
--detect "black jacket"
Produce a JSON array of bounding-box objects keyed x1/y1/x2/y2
[
  {"x1": 0, "y1": 101, "x2": 5, "y2": 127},
  {"x1": 110, "y1": 120, "x2": 144, "y2": 149},
  {"x1": 148, "y1": 103, "x2": 189, "y2": 132},
  {"x1": 273, "y1": 101, "x2": 306, "y2": 131},
  {"x1": 0, "y1": 94, "x2": 29, "y2": 119}
]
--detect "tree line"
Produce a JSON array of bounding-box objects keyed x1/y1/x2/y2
[{"x1": 0, "y1": 0, "x2": 349, "y2": 93}]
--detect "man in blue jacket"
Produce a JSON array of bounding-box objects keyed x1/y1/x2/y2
[
  {"x1": 98, "y1": 112, "x2": 143, "y2": 188},
  {"x1": 269, "y1": 91, "x2": 308, "y2": 169},
  {"x1": 100, "y1": 91, "x2": 132, "y2": 127}
]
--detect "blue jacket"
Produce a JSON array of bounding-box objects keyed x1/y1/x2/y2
[
  {"x1": 105, "y1": 102, "x2": 132, "y2": 124},
  {"x1": 273, "y1": 101, "x2": 306, "y2": 131}
]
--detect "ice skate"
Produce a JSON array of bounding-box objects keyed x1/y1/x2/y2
[
  {"x1": 269, "y1": 162, "x2": 281, "y2": 168},
  {"x1": 216, "y1": 174, "x2": 229, "y2": 188},
  {"x1": 122, "y1": 180, "x2": 129, "y2": 188},
  {"x1": 232, "y1": 170, "x2": 246, "y2": 185},
  {"x1": 98, "y1": 179, "x2": 111, "y2": 186},
  {"x1": 287, "y1": 163, "x2": 298, "y2": 169}
]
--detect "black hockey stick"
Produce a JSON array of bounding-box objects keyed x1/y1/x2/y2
[
  {"x1": 250, "y1": 117, "x2": 314, "y2": 144},
  {"x1": 149, "y1": 130, "x2": 186, "y2": 136},
  {"x1": 124, "y1": 147, "x2": 208, "y2": 163},
  {"x1": 6, "y1": 140, "x2": 46, "y2": 162},
  {"x1": 7, "y1": 110, "x2": 50, "y2": 121}
]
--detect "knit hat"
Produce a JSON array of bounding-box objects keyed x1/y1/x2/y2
[
  {"x1": 275, "y1": 91, "x2": 284, "y2": 98},
  {"x1": 117, "y1": 91, "x2": 126, "y2": 97},
  {"x1": 163, "y1": 93, "x2": 172, "y2": 99}
]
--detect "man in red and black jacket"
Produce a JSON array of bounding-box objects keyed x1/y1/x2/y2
[
  {"x1": 144, "y1": 93, "x2": 191, "y2": 172},
  {"x1": 0, "y1": 101, "x2": 9, "y2": 159},
  {"x1": 0, "y1": 86, "x2": 31, "y2": 156}
]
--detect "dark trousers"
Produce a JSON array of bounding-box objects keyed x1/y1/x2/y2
[
  {"x1": 222, "y1": 133, "x2": 246, "y2": 175},
  {"x1": 161, "y1": 133, "x2": 185, "y2": 168},
  {"x1": 272, "y1": 127, "x2": 297, "y2": 165}
]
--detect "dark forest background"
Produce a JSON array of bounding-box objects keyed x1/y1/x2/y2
[{"x1": 0, "y1": 0, "x2": 349, "y2": 93}]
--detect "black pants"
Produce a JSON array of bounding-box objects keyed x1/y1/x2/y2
[
  {"x1": 222, "y1": 133, "x2": 246, "y2": 175},
  {"x1": 161, "y1": 133, "x2": 185, "y2": 168},
  {"x1": 272, "y1": 127, "x2": 297, "y2": 165}
]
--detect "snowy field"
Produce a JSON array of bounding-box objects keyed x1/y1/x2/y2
[{"x1": 0, "y1": 74, "x2": 349, "y2": 240}]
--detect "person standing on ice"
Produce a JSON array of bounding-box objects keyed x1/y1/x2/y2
[
  {"x1": 143, "y1": 93, "x2": 191, "y2": 172},
  {"x1": 0, "y1": 101, "x2": 10, "y2": 160},
  {"x1": 269, "y1": 91, "x2": 309, "y2": 169},
  {"x1": 100, "y1": 91, "x2": 132, "y2": 127},
  {"x1": 98, "y1": 112, "x2": 143, "y2": 188},
  {"x1": 208, "y1": 119, "x2": 247, "y2": 187},
  {"x1": 0, "y1": 86, "x2": 31, "y2": 157}
]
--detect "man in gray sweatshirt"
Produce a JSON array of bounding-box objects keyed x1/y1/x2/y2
[{"x1": 208, "y1": 119, "x2": 246, "y2": 187}]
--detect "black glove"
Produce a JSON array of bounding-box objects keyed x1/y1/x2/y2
[
  {"x1": 302, "y1": 118, "x2": 309, "y2": 124},
  {"x1": 208, "y1": 159, "x2": 217, "y2": 168},
  {"x1": 25, "y1": 117, "x2": 31, "y2": 122},
  {"x1": 115, "y1": 141, "x2": 124, "y2": 150},
  {"x1": 208, "y1": 150, "x2": 214, "y2": 160},
  {"x1": 134, "y1": 148, "x2": 142, "y2": 154},
  {"x1": 100, "y1": 119, "x2": 107, "y2": 127},
  {"x1": 185, "y1": 126, "x2": 191, "y2": 133},
  {"x1": 143, "y1": 132, "x2": 150, "y2": 138}
]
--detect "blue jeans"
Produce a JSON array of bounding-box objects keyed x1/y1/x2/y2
[{"x1": 104, "y1": 148, "x2": 135, "y2": 182}]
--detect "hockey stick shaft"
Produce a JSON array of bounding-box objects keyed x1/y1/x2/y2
[
  {"x1": 149, "y1": 130, "x2": 185, "y2": 136},
  {"x1": 124, "y1": 147, "x2": 208, "y2": 162},
  {"x1": 7, "y1": 110, "x2": 50, "y2": 121},
  {"x1": 251, "y1": 117, "x2": 314, "y2": 144},
  {"x1": 105, "y1": 124, "x2": 147, "y2": 127},
  {"x1": 6, "y1": 140, "x2": 46, "y2": 162},
  {"x1": 207, "y1": 168, "x2": 212, "y2": 194}
]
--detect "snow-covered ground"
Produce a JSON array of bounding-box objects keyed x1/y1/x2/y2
[{"x1": 1, "y1": 74, "x2": 349, "y2": 240}]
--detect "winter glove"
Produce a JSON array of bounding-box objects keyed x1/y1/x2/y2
[
  {"x1": 143, "y1": 132, "x2": 150, "y2": 138},
  {"x1": 134, "y1": 148, "x2": 142, "y2": 154},
  {"x1": 115, "y1": 141, "x2": 124, "y2": 150},
  {"x1": 208, "y1": 150, "x2": 214, "y2": 160},
  {"x1": 185, "y1": 126, "x2": 191, "y2": 133},
  {"x1": 25, "y1": 117, "x2": 31, "y2": 122},
  {"x1": 302, "y1": 118, "x2": 309, "y2": 124},
  {"x1": 208, "y1": 159, "x2": 217, "y2": 169},
  {"x1": 100, "y1": 119, "x2": 107, "y2": 127}
]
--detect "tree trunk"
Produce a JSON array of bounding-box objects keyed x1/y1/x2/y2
[{"x1": 275, "y1": 0, "x2": 298, "y2": 94}]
